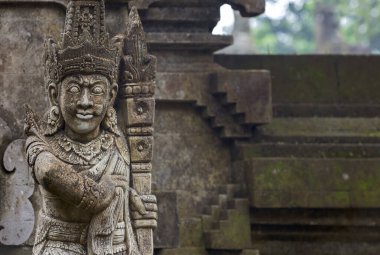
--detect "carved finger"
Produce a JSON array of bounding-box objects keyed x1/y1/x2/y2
[
  {"x1": 130, "y1": 202, "x2": 157, "y2": 212},
  {"x1": 132, "y1": 219, "x2": 157, "y2": 229},
  {"x1": 140, "y1": 195, "x2": 157, "y2": 203},
  {"x1": 143, "y1": 203, "x2": 158, "y2": 212},
  {"x1": 131, "y1": 211, "x2": 158, "y2": 220},
  {"x1": 130, "y1": 191, "x2": 147, "y2": 215}
]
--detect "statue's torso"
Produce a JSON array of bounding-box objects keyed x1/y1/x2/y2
[{"x1": 28, "y1": 131, "x2": 136, "y2": 255}]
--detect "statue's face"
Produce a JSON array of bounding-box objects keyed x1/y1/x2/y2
[{"x1": 58, "y1": 74, "x2": 113, "y2": 140}]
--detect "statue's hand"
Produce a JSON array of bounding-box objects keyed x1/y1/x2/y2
[
  {"x1": 130, "y1": 190, "x2": 158, "y2": 229},
  {"x1": 95, "y1": 175, "x2": 116, "y2": 211},
  {"x1": 110, "y1": 175, "x2": 129, "y2": 189}
]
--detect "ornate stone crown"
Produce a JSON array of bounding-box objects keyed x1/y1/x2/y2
[{"x1": 44, "y1": 0, "x2": 119, "y2": 86}]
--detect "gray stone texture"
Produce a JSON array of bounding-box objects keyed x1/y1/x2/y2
[
  {"x1": 0, "y1": 139, "x2": 34, "y2": 245},
  {"x1": 0, "y1": 1, "x2": 270, "y2": 254},
  {"x1": 153, "y1": 102, "x2": 231, "y2": 218},
  {"x1": 216, "y1": 54, "x2": 380, "y2": 254}
]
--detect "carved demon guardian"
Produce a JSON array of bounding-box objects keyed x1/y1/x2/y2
[{"x1": 24, "y1": 1, "x2": 157, "y2": 254}]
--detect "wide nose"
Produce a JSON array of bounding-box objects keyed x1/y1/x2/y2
[{"x1": 77, "y1": 88, "x2": 93, "y2": 109}]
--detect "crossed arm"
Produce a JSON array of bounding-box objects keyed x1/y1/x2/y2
[{"x1": 33, "y1": 151, "x2": 157, "y2": 224}]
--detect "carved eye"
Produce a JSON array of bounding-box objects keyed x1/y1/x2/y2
[
  {"x1": 92, "y1": 86, "x2": 104, "y2": 95},
  {"x1": 68, "y1": 85, "x2": 80, "y2": 94}
]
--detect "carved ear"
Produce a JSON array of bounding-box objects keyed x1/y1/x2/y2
[
  {"x1": 110, "y1": 82, "x2": 118, "y2": 105},
  {"x1": 48, "y1": 82, "x2": 59, "y2": 106}
]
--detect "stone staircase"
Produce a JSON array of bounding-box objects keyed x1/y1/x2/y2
[
  {"x1": 156, "y1": 69, "x2": 271, "y2": 140},
  {"x1": 201, "y1": 184, "x2": 251, "y2": 250}
]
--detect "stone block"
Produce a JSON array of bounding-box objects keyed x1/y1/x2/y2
[
  {"x1": 228, "y1": 0, "x2": 265, "y2": 17},
  {"x1": 215, "y1": 55, "x2": 380, "y2": 105},
  {"x1": 212, "y1": 70, "x2": 272, "y2": 125},
  {"x1": 241, "y1": 249, "x2": 260, "y2": 255},
  {"x1": 248, "y1": 158, "x2": 380, "y2": 208},
  {"x1": 179, "y1": 218, "x2": 203, "y2": 247},
  {"x1": 0, "y1": 246, "x2": 33, "y2": 255},
  {"x1": 154, "y1": 192, "x2": 179, "y2": 249},
  {"x1": 122, "y1": 98, "x2": 155, "y2": 127},
  {"x1": 256, "y1": 117, "x2": 380, "y2": 139},
  {"x1": 204, "y1": 199, "x2": 251, "y2": 250},
  {"x1": 129, "y1": 136, "x2": 153, "y2": 162},
  {"x1": 158, "y1": 247, "x2": 208, "y2": 255}
]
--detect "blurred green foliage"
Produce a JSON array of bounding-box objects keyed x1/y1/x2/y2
[{"x1": 251, "y1": 0, "x2": 380, "y2": 54}]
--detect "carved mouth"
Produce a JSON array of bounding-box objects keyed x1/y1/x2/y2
[{"x1": 76, "y1": 113, "x2": 94, "y2": 120}]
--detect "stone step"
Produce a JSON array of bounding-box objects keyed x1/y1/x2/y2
[
  {"x1": 250, "y1": 208, "x2": 380, "y2": 227},
  {"x1": 251, "y1": 208, "x2": 380, "y2": 251},
  {"x1": 252, "y1": 240, "x2": 380, "y2": 255},
  {"x1": 247, "y1": 158, "x2": 380, "y2": 209},
  {"x1": 236, "y1": 142, "x2": 380, "y2": 159},
  {"x1": 201, "y1": 214, "x2": 215, "y2": 232},
  {"x1": 273, "y1": 104, "x2": 380, "y2": 118},
  {"x1": 210, "y1": 119, "x2": 251, "y2": 139},
  {"x1": 251, "y1": 226, "x2": 380, "y2": 242},
  {"x1": 204, "y1": 199, "x2": 251, "y2": 249},
  {"x1": 218, "y1": 183, "x2": 245, "y2": 199},
  {"x1": 255, "y1": 117, "x2": 380, "y2": 143}
]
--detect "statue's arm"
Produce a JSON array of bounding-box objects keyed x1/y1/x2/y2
[{"x1": 34, "y1": 151, "x2": 116, "y2": 213}]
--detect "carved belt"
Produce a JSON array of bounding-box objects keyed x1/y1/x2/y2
[{"x1": 40, "y1": 213, "x2": 88, "y2": 245}]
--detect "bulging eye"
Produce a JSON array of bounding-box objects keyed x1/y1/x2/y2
[
  {"x1": 92, "y1": 86, "x2": 104, "y2": 95},
  {"x1": 68, "y1": 85, "x2": 80, "y2": 94}
]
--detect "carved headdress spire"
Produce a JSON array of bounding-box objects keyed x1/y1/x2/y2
[{"x1": 44, "y1": 0, "x2": 119, "y2": 86}]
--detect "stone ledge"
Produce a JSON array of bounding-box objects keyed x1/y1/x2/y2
[{"x1": 247, "y1": 158, "x2": 380, "y2": 208}]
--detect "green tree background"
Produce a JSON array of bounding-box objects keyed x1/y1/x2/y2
[{"x1": 251, "y1": 0, "x2": 380, "y2": 54}]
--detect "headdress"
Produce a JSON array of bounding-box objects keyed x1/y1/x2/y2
[{"x1": 44, "y1": 0, "x2": 119, "y2": 86}]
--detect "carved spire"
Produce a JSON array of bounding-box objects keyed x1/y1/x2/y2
[{"x1": 121, "y1": 7, "x2": 156, "y2": 84}]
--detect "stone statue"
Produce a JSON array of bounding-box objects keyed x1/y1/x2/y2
[{"x1": 24, "y1": 0, "x2": 157, "y2": 254}]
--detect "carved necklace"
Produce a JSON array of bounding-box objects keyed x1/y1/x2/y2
[{"x1": 54, "y1": 132, "x2": 114, "y2": 165}]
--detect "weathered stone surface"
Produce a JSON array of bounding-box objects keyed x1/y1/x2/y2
[
  {"x1": 0, "y1": 0, "x2": 67, "y2": 7},
  {"x1": 154, "y1": 192, "x2": 179, "y2": 248},
  {"x1": 204, "y1": 199, "x2": 251, "y2": 249},
  {"x1": 0, "y1": 246, "x2": 33, "y2": 255},
  {"x1": 226, "y1": 0, "x2": 265, "y2": 17},
  {"x1": 258, "y1": 117, "x2": 380, "y2": 137},
  {"x1": 158, "y1": 247, "x2": 208, "y2": 255},
  {"x1": 0, "y1": 117, "x2": 12, "y2": 155},
  {"x1": 236, "y1": 142, "x2": 380, "y2": 159},
  {"x1": 0, "y1": 139, "x2": 34, "y2": 245},
  {"x1": 153, "y1": 103, "x2": 231, "y2": 217},
  {"x1": 211, "y1": 70, "x2": 272, "y2": 125},
  {"x1": 0, "y1": 5, "x2": 64, "y2": 137},
  {"x1": 241, "y1": 250, "x2": 260, "y2": 255},
  {"x1": 253, "y1": 241, "x2": 380, "y2": 255},
  {"x1": 248, "y1": 158, "x2": 380, "y2": 208},
  {"x1": 156, "y1": 71, "x2": 271, "y2": 139},
  {"x1": 179, "y1": 218, "x2": 203, "y2": 247},
  {"x1": 215, "y1": 55, "x2": 380, "y2": 105}
]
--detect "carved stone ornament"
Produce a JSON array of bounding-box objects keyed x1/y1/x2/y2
[{"x1": 24, "y1": 1, "x2": 157, "y2": 254}]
